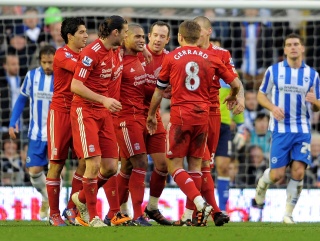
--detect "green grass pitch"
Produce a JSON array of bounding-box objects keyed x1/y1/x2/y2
[{"x1": 0, "y1": 221, "x2": 319, "y2": 241}]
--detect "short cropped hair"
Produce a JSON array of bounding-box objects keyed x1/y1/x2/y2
[
  {"x1": 284, "y1": 33, "x2": 304, "y2": 47},
  {"x1": 178, "y1": 20, "x2": 201, "y2": 44},
  {"x1": 193, "y1": 16, "x2": 212, "y2": 30},
  {"x1": 149, "y1": 21, "x2": 171, "y2": 37}
]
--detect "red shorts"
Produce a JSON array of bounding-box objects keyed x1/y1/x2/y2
[
  {"x1": 114, "y1": 118, "x2": 147, "y2": 159},
  {"x1": 207, "y1": 113, "x2": 221, "y2": 155},
  {"x1": 166, "y1": 123, "x2": 208, "y2": 159},
  {"x1": 47, "y1": 109, "x2": 76, "y2": 161},
  {"x1": 70, "y1": 105, "x2": 118, "y2": 159},
  {"x1": 146, "y1": 116, "x2": 166, "y2": 154}
]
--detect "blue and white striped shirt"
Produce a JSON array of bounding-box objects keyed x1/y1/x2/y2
[
  {"x1": 260, "y1": 60, "x2": 320, "y2": 133},
  {"x1": 20, "y1": 67, "x2": 54, "y2": 141}
]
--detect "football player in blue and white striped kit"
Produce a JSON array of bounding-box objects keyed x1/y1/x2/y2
[
  {"x1": 253, "y1": 33, "x2": 320, "y2": 224},
  {"x1": 8, "y1": 45, "x2": 56, "y2": 219}
]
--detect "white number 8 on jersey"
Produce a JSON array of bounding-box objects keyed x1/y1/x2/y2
[{"x1": 185, "y1": 61, "x2": 200, "y2": 91}]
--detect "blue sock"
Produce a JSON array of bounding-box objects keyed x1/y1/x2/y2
[{"x1": 217, "y1": 177, "x2": 230, "y2": 211}]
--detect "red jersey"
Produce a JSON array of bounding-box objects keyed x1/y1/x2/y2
[
  {"x1": 158, "y1": 46, "x2": 235, "y2": 125},
  {"x1": 73, "y1": 39, "x2": 113, "y2": 108},
  {"x1": 118, "y1": 54, "x2": 146, "y2": 119},
  {"x1": 50, "y1": 45, "x2": 79, "y2": 112},
  {"x1": 108, "y1": 47, "x2": 123, "y2": 100},
  {"x1": 207, "y1": 43, "x2": 238, "y2": 108},
  {"x1": 141, "y1": 45, "x2": 168, "y2": 105}
]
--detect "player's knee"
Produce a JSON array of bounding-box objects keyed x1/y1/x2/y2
[
  {"x1": 270, "y1": 171, "x2": 285, "y2": 183},
  {"x1": 48, "y1": 161, "x2": 65, "y2": 172},
  {"x1": 132, "y1": 161, "x2": 148, "y2": 170},
  {"x1": 201, "y1": 160, "x2": 210, "y2": 168},
  {"x1": 291, "y1": 168, "x2": 305, "y2": 180},
  {"x1": 216, "y1": 164, "x2": 229, "y2": 176},
  {"x1": 130, "y1": 154, "x2": 148, "y2": 170},
  {"x1": 154, "y1": 161, "x2": 168, "y2": 172}
]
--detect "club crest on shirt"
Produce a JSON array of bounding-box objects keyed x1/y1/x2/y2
[
  {"x1": 134, "y1": 143, "x2": 140, "y2": 150},
  {"x1": 65, "y1": 52, "x2": 73, "y2": 58},
  {"x1": 304, "y1": 77, "x2": 309, "y2": 82},
  {"x1": 89, "y1": 144, "x2": 95, "y2": 152},
  {"x1": 82, "y1": 56, "x2": 93, "y2": 67}
]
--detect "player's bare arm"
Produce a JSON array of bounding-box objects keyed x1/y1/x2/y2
[
  {"x1": 223, "y1": 77, "x2": 240, "y2": 110},
  {"x1": 257, "y1": 91, "x2": 285, "y2": 121},
  {"x1": 232, "y1": 78, "x2": 245, "y2": 115},
  {"x1": 162, "y1": 85, "x2": 172, "y2": 99},
  {"x1": 147, "y1": 87, "x2": 164, "y2": 135},
  {"x1": 306, "y1": 88, "x2": 320, "y2": 111},
  {"x1": 71, "y1": 78, "x2": 122, "y2": 112},
  {"x1": 8, "y1": 127, "x2": 17, "y2": 139}
]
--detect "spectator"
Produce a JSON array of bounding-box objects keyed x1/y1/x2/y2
[
  {"x1": 47, "y1": 22, "x2": 64, "y2": 49},
  {"x1": 44, "y1": 7, "x2": 63, "y2": 27},
  {"x1": 0, "y1": 53, "x2": 21, "y2": 133},
  {"x1": 245, "y1": 145, "x2": 267, "y2": 186},
  {"x1": 309, "y1": 132, "x2": 320, "y2": 187},
  {"x1": 43, "y1": 7, "x2": 64, "y2": 49},
  {"x1": 231, "y1": 8, "x2": 273, "y2": 90},
  {"x1": 246, "y1": 112, "x2": 272, "y2": 157},
  {"x1": 243, "y1": 90, "x2": 259, "y2": 132},
  {"x1": 0, "y1": 132, "x2": 24, "y2": 185},
  {"x1": 0, "y1": 6, "x2": 23, "y2": 51},
  {"x1": 229, "y1": 158, "x2": 244, "y2": 188},
  {"x1": 4, "y1": 25, "x2": 37, "y2": 78},
  {"x1": 23, "y1": 7, "x2": 46, "y2": 45}
]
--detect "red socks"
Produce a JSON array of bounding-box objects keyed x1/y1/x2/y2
[
  {"x1": 102, "y1": 175, "x2": 120, "y2": 218},
  {"x1": 172, "y1": 169, "x2": 201, "y2": 202},
  {"x1": 201, "y1": 167, "x2": 221, "y2": 213},
  {"x1": 67, "y1": 172, "x2": 83, "y2": 209},
  {"x1": 129, "y1": 168, "x2": 146, "y2": 220},
  {"x1": 46, "y1": 178, "x2": 60, "y2": 216},
  {"x1": 117, "y1": 171, "x2": 130, "y2": 205},
  {"x1": 82, "y1": 177, "x2": 98, "y2": 221},
  {"x1": 149, "y1": 168, "x2": 167, "y2": 198}
]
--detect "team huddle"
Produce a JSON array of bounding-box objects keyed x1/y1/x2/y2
[{"x1": 8, "y1": 14, "x2": 320, "y2": 227}]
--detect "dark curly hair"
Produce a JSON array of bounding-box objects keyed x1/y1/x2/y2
[{"x1": 98, "y1": 15, "x2": 127, "y2": 39}]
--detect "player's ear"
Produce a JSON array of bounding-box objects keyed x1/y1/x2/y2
[
  {"x1": 166, "y1": 36, "x2": 170, "y2": 44},
  {"x1": 113, "y1": 29, "x2": 119, "y2": 36}
]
